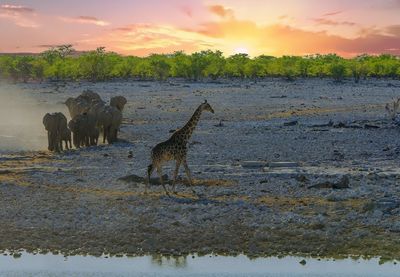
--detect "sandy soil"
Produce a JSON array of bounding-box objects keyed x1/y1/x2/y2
[{"x1": 0, "y1": 78, "x2": 400, "y2": 260}]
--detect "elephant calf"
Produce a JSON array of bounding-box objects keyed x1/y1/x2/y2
[
  {"x1": 97, "y1": 105, "x2": 122, "y2": 144},
  {"x1": 43, "y1": 112, "x2": 69, "y2": 152},
  {"x1": 61, "y1": 127, "x2": 72, "y2": 150}
]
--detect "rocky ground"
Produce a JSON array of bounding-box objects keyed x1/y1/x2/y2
[{"x1": 0, "y1": 78, "x2": 400, "y2": 261}]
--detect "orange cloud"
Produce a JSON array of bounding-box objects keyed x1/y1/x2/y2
[
  {"x1": 59, "y1": 16, "x2": 110, "y2": 26},
  {"x1": 75, "y1": 13, "x2": 400, "y2": 57},
  {"x1": 186, "y1": 13, "x2": 400, "y2": 57},
  {"x1": 80, "y1": 23, "x2": 219, "y2": 56},
  {"x1": 260, "y1": 24, "x2": 400, "y2": 56},
  {"x1": 208, "y1": 5, "x2": 234, "y2": 18},
  {"x1": 0, "y1": 4, "x2": 39, "y2": 28},
  {"x1": 4, "y1": 1, "x2": 398, "y2": 57}
]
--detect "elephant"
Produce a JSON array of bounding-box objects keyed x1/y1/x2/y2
[
  {"x1": 78, "y1": 90, "x2": 103, "y2": 104},
  {"x1": 88, "y1": 101, "x2": 105, "y2": 122},
  {"x1": 65, "y1": 91, "x2": 105, "y2": 119},
  {"x1": 61, "y1": 127, "x2": 72, "y2": 150},
  {"x1": 65, "y1": 97, "x2": 90, "y2": 119},
  {"x1": 43, "y1": 112, "x2": 68, "y2": 152},
  {"x1": 97, "y1": 105, "x2": 122, "y2": 144},
  {"x1": 91, "y1": 127, "x2": 100, "y2": 146},
  {"x1": 68, "y1": 113, "x2": 98, "y2": 148},
  {"x1": 110, "y1": 96, "x2": 127, "y2": 112}
]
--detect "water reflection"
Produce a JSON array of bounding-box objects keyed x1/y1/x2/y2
[
  {"x1": 150, "y1": 254, "x2": 187, "y2": 268},
  {"x1": 0, "y1": 251, "x2": 398, "y2": 277}
]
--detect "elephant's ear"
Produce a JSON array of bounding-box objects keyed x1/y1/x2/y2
[{"x1": 43, "y1": 113, "x2": 50, "y2": 124}]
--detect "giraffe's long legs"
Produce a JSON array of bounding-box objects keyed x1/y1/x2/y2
[
  {"x1": 157, "y1": 165, "x2": 170, "y2": 196},
  {"x1": 183, "y1": 159, "x2": 196, "y2": 194},
  {"x1": 172, "y1": 160, "x2": 181, "y2": 194},
  {"x1": 146, "y1": 164, "x2": 155, "y2": 195}
]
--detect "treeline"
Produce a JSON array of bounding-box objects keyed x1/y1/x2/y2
[{"x1": 0, "y1": 45, "x2": 400, "y2": 83}]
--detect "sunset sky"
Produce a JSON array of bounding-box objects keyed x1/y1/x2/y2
[{"x1": 1, "y1": 0, "x2": 400, "y2": 57}]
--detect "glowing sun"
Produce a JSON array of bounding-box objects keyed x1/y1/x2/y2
[{"x1": 233, "y1": 46, "x2": 249, "y2": 55}]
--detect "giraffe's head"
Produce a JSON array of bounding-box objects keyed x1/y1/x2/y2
[{"x1": 200, "y1": 100, "x2": 214, "y2": 113}]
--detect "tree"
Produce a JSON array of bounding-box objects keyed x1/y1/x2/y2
[
  {"x1": 296, "y1": 56, "x2": 312, "y2": 78},
  {"x1": 203, "y1": 50, "x2": 225, "y2": 79},
  {"x1": 112, "y1": 56, "x2": 137, "y2": 79},
  {"x1": 329, "y1": 61, "x2": 346, "y2": 82},
  {"x1": 275, "y1": 56, "x2": 299, "y2": 80},
  {"x1": 170, "y1": 51, "x2": 192, "y2": 79},
  {"x1": 0, "y1": 48, "x2": 399, "y2": 83},
  {"x1": 148, "y1": 54, "x2": 171, "y2": 81},
  {"x1": 78, "y1": 47, "x2": 115, "y2": 81},
  {"x1": 189, "y1": 51, "x2": 211, "y2": 81},
  {"x1": 0, "y1": 56, "x2": 15, "y2": 80},
  {"x1": 14, "y1": 56, "x2": 34, "y2": 82},
  {"x1": 225, "y1": 53, "x2": 250, "y2": 78},
  {"x1": 30, "y1": 58, "x2": 46, "y2": 82}
]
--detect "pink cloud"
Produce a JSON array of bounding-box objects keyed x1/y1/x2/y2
[
  {"x1": 0, "y1": 4, "x2": 39, "y2": 28},
  {"x1": 180, "y1": 6, "x2": 193, "y2": 18},
  {"x1": 0, "y1": 4, "x2": 34, "y2": 13},
  {"x1": 322, "y1": 11, "x2": 343, "y2": 17},
  {"x1": 313, "y1": 18, "x2": 356, "y2": 26},
  {"x1": 59, "y1": 15, "x2": 110, "y2": 26}
]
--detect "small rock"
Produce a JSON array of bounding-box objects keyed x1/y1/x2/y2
[
  {"x1": 308, "y1": 176, "x2": 350, "y2": 189},
  {"x1": 214, "y1": 120, "x2": 225, "y2": 127},
  {"x1": 295, "y1": 175, "x2": 308, "y2": 183},
  {"x1": 364, "y1": 124, "x2": 380, "y2": 129},
  {"x1": 241, "y1": 161, "x2": 268, "y2": 168},
  {"x1": 299, "y1": 259, "x2": 307, "y2": 265},
  {"x1": 270, "y1": 95, "x2": 287, "y2": 99},
  {"x1": 310, "y1": 120, "x2": 334, "y2": 128},
  {"x1": 284, "y1": 120, "x2": 298, "y2": 126},
  {"x1": 268, "y1": 162, "x2": 300, "y2": 168},
  {"x1": 334, "y1": 122, "x2": 347, "y2": 128}
]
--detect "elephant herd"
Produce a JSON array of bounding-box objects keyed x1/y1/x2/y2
[{"x1": 43, "y1": 90, "x2": 127, "y2": 152}]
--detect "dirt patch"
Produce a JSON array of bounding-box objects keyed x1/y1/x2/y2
[
  {"x1": 119, "y1": 174, "x2": 236, "y2": 187},
  {"x1": 1, "y1": 79, "x2": 400, "y2": 261}
]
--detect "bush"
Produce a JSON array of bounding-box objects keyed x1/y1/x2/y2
[
  {"x1": 1, "y1": 47, "x2": 399, "y2": 82},
  {"x1": 329, "y1": 62, "x2": 346, "y2": 82}
]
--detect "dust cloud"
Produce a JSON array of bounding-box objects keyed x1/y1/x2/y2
[{"x1": 0, "y1": 84, "x2": 66, "y2": 152}]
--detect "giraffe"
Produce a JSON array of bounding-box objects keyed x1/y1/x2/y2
[{"x1": 146, "y1": 100, "x2": 215, "y2": 196}]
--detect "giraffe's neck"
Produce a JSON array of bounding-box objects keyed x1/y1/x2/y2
[{"x1": 179, "y1": 106, "x2": 202, "y2": 142}]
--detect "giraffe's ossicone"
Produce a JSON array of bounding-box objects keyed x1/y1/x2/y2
[{"x1": 146, "y1": 100, "x2": 214, "y2": 195}]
